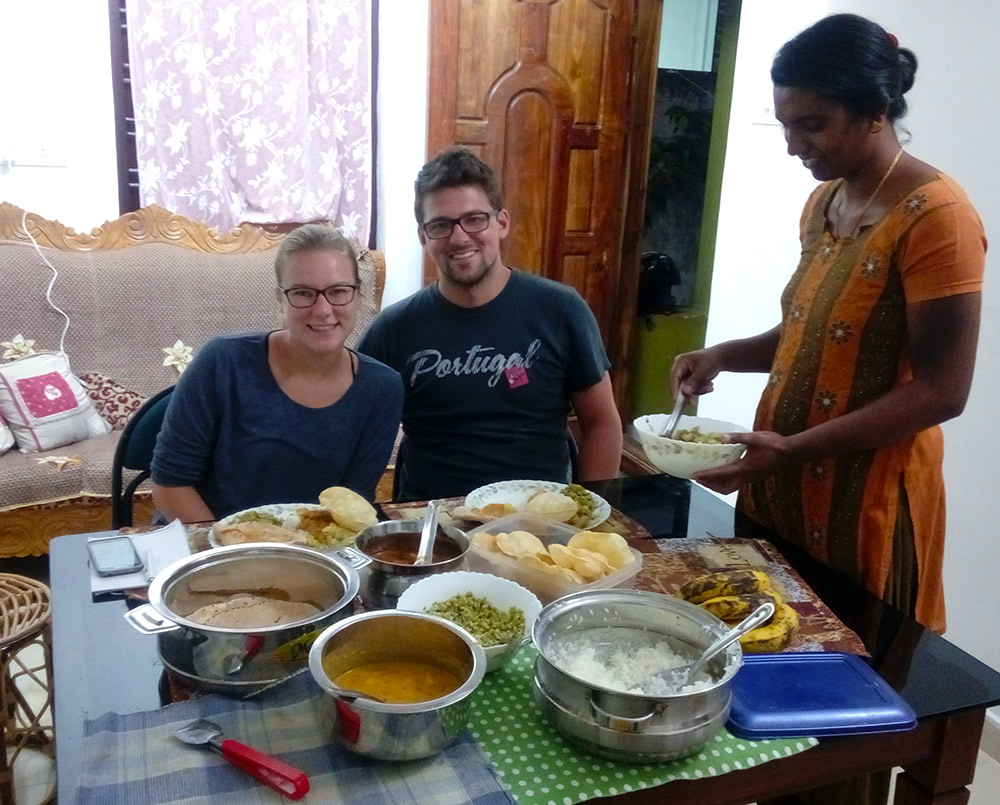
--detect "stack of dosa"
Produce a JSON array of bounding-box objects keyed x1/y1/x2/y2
[{"x1": 187, "y1": 594, "x2": 321, "y2": 627}]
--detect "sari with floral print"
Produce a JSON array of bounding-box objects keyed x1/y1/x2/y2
[{"x1": 739, "y1": 174, "x2": 985, "y2": 632}]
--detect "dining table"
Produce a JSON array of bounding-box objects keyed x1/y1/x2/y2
[{"x1": 49, "y1": 473, "x2": 1000, "y2": 804}]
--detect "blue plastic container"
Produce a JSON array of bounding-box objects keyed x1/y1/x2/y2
[{"x1": 726, "y1": 652, "x2": 917, "y2": 738}]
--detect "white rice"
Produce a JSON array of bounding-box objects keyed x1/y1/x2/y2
[{"x1": 547, "y1": 626, "x2": 714, "y2": 696}]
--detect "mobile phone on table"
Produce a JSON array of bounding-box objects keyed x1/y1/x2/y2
[{"x1": 87, "y1": 536, "x2": 144, "y2": 576}]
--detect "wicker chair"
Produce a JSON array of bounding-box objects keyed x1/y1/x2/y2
[{"x1": 0, "y1": 574, "x2": 55, "y2": 805}]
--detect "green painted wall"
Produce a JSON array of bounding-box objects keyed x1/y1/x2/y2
[{"x1": 630, "y1": 311, "x2": 708, "y2": 418}]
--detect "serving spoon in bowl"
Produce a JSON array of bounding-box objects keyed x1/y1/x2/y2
[
  {"x1": 643, "y1": 601, "x2": 776, "y2": 692},
  {"x1": 415, "y1": 499, "x2": 441, "y2": 565},
  {"x1": 658, "y1": 393, "x2": 685, "y2": 438}
]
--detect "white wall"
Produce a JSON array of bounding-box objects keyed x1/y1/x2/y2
[
  {"x1": 375, "y1": 0, "x2": 429, "y2": 306},
  {"x1": 0, "y1": 0, "x2": 119, "y2": 230},
  {"x1": 3, "y1": 0, "x2": 996, "y2": 683},
  {"x1": 707, "y1": 0, "x2": 1000, "y2": 689}
]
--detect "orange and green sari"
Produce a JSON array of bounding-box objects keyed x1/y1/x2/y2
[{"x1": 740, "y1": 174, "x2": 985, "y2": 632}]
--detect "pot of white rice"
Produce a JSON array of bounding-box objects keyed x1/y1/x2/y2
[{"x1": 531, "y1": 589, "x2": 742, "y2": 762}]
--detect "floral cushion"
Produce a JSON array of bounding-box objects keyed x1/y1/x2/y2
[
  {"x1": 78, "y1": 372, "x2": 149, "y2": 430},
  {"x1": 0, "y1": 352, "x2": 111, "y2": 453}
]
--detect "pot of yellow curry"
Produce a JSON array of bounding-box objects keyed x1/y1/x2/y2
[{"x1": 308, "y1": 610, "x2": 487, "y2": 760}]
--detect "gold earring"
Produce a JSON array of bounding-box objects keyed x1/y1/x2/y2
[{"x1": 870, "y1": 121, "x2": 883, "y2": 134}]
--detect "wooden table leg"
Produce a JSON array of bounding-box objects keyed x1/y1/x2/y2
[{"x1": 893, "y1": 709, "x2": 984, "y2": 804}]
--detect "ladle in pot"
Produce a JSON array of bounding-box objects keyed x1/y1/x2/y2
[
  {"x1": 414, "y1": 499, "x2": 440, "y2": 565},
  {"x1": 645, "y1": 601, "x2": 775, "y2": 691}
]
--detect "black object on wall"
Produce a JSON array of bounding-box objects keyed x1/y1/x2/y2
[{"x1": 637, "y1": 251, "x2": 681, "y2": 316}]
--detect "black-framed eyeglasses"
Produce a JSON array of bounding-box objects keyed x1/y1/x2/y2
[
  {"x1": 279, "y1": 284, "x2": 360, "y2": 308},
  {"x1": 421, "y1": 210, "x2": 494, "y2": 239}
]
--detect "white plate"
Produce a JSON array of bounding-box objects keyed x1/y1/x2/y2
[
  {"x1": 463, "y1": 480, "x2": 610, "y2": 529},
  {"x1": 209, "y1": 503, "x2": 326, "y2": 548}
]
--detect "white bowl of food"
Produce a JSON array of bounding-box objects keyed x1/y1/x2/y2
[
  {"x1": 633, "y1": 414, "x2": 749, "y2": 479},
  {"x1": 396, "y1": 571, "x2": 542, "y2": 672}
]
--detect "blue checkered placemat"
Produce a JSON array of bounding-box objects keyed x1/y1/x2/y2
[{"x1": 75, "y1": 670, "x2": 512, "y2": 805}]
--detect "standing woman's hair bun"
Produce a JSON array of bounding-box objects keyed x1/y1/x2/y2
[
  {"x1": 889, "y1": 46, "x2": 918, "y2": 119},
  {"x1": 772, "y1": 13, "x2": 918, "y2": 123}
]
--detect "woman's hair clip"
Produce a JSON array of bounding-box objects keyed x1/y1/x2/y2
[{"x1": 886, "y1": 32, "x2": 899, "y2": 49}]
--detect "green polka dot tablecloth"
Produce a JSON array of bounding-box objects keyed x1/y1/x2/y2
[{"x1": 470, "y1": 646, "x2": 817, "y2": 805}]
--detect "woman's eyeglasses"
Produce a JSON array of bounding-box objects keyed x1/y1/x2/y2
[
  {"x1": 280, "y1": 284, "x2": 359, "y2": 308},
  {"x1": 421, "y1": 211, "x2": 494, "y2": 239}
]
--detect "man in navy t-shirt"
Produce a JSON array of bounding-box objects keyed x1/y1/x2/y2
[{"x1": 359, "y1": 148, "x2": 622, "y2": 501}]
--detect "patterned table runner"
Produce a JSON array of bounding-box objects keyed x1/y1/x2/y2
[{"x1": 639, "y1": 537, "x2": 868, "y2": 655}]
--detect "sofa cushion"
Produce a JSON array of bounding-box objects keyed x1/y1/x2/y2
[
  {"x1": 0, "y1": 429, "x2": 139, "y2": 510},
  {"x1": 0, "y1": 352, "x2": 111, "y2": 453}
]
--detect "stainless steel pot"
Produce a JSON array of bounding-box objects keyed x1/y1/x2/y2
[
  {"x1": 531, "y1": 589, "x2": 742, "y2": 762},
  {"x1": 348, "y1": 519, "x2": 469, "y2": 608},
  {"x1": 125, "y1": 543, "x2": 359, "y2": 694},
  {"x1": 308, "y1": 610, "x2": 486, "y2": 760}
]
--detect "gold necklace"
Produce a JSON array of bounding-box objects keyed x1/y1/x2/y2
[{"x1": 839, "y1": 146, "x2": 904, "y2": 237}]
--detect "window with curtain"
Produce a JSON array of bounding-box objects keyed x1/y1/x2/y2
[{"x1": 122, "y1": 0, "x2": 374, "y2": 241}]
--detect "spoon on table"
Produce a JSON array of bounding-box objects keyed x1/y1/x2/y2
[
  {"x1": 173, "y1": 719, "x2": 309, "y2": 800},
  {"x1": 644, "y1": 601, "x2": 776, "y2": 691},
  {"x1": 415, "y1": 499, "x2": 441, "y2": 565}
]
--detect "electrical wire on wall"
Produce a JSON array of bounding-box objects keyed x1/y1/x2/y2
[{"x1": 0, "y1": 209, "x2": 74, "y2": 370}]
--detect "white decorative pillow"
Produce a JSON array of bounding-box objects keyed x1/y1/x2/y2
[
  {"x1": 0, "y1": 413, "x2": 14, "y2": 456},
  {"x1": 0, "y1": 352, "x2": 111, "y2": 453}
]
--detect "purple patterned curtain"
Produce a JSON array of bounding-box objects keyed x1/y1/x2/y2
[{"x1": 125, "y1": 0, "x2": 373, "y2": 240}]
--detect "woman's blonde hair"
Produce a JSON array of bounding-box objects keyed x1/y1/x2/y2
[{"x1": 274, "y1": 223, "x2": 359, "y2": 285}]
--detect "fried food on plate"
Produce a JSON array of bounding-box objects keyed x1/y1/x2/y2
[
  {"x1": 451, "y1": 502, "x2": 519, "y2": 522},
  {"x1": 213, "y1": 521, "x2": 309, "y2": 546},
  {"x1": 524, "y1": 491, "x2": 577, "y2": 523},
  {"x1": 318, "y1": 486, "x2": 378, "y2": 532}
]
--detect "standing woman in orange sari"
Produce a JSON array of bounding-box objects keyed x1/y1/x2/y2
[{"x1": 672, "y1": 14, "x2": 985, "y2": 634}]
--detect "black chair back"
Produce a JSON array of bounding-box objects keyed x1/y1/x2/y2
[
  {"x1": 391, "y1": 429, "x2": 579, "y2": 503},
  {"x1": 110, "y1": 386, "x2": 174, "y2": 528}
]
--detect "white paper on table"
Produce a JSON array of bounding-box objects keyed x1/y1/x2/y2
[{"x1": 88, "y1": 519, "x2": 192, "y2": 593}]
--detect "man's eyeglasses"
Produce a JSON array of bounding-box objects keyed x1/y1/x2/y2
[
  {"x1": 280, "y1": 284, "x2": 359, "y2": 308},
  {"x1": 421, "y1": 211, "x2": 494, "y2": 240}
]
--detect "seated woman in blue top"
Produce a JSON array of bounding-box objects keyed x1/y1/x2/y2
[{"x1": 151, "y1": 224, "x2": 403, "y2": 522}]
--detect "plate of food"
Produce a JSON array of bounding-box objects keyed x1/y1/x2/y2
[
  {"x1": 210, "y1": 486, "x2": 378, "y2": 551},
  {"x1": 458, "y1": 480, "x2": 610, "y2": 529}
]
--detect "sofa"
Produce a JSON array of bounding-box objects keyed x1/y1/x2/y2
[{"x1": 0, "y1": 202, "x2": 386, "y2": 556}]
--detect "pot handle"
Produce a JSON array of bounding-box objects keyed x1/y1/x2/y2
[
  {"x1": 589, "y1": 696, "x2": 657, "y2": 733},
  {"x1": 123, "y1": 603, "x2": 180, "y2": 635},
  {"x1": 332, "y1": 545, "x2": 372, "y2": 571}
]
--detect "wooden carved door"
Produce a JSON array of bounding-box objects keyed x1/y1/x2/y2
[{"x1": 427, "y1": 0, "x2": 635, "y2": 338}]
